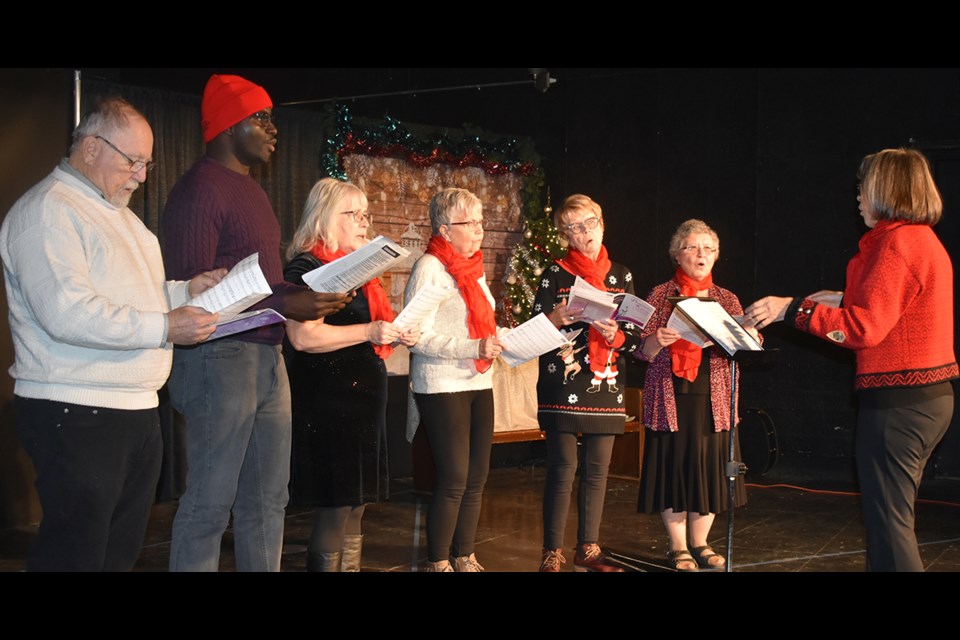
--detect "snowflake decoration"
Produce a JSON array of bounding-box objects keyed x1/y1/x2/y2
[
  {"x1": 541, "y1": 279, "x2": 550, "y2": 289},
  {"x1": 625, "y1": 323, "x2": 636, "y2": 331},
  {"x1": 617, "y1": 394, "x2": 624, "y2": 404},
  {"x1": 628, "y1": 344, "x2": 637, "y2": 353},
  {"x1": 568, "y1": 394, "x2": 579, "y2": 404},
  {"x1": 608, "y1": 275, "x2": 617, "y2": 286},
  {"x1": 625, "y1": 272, "x2": 633, "y2": 283},
  {"x1": 547, "y1": 363, "x2": 557, "y2": 374},
  {"x1": 584, "y1": 354, "x2": 591, "y2": 365},
  {"x1": 550, "y1": 265, "x2": 560, "y2": 273},
  {"x1": 534, "y1": 303, "x2": 542, "y2": 312}
]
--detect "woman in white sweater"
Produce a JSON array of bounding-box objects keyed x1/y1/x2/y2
[{"x1": 404, "y1": 188, "x2": 505, "y2": 572}]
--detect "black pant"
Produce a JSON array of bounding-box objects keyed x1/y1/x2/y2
[
  {"x1": 15, "y1": 397, "x2": 162, "y2": 572},
  {"x1": 416, "y1": 390, "x2": 494, "y2": 562},
  {"x1": 856, "y1": 386, "x2": 953, "y2": 572},
  {"x1": 542, "y1": 431, "x2": 616, "y2": 550}
]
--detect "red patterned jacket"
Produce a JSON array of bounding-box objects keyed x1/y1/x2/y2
[
  {"x1": 634, "y1": 281, "x2": 749, "y2": 433},
  {"x1": 789, "y1": 220, "x2": 958, "y2": 390}
]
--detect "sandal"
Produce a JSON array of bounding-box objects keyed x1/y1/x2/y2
[
  {"x1": 690, "y1": 545, "x2": 726, "y2": 569},
  {"x1": 667, "y1": 549, "x2": 699, "y2": 572}
]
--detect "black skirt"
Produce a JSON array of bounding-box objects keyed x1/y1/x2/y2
[
  {"x1": 638, "y1": 370, "x2": 747, "y2": 516},
  {"x1": 286, "y1": 341, "x2": 389, "y2": 508}
]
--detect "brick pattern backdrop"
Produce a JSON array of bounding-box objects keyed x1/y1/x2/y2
[{"x1": 344, "y1": 154, "x2": 526, "y2": 316}]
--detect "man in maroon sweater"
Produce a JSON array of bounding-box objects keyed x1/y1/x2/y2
[{"x1": 162, "y1": 74, "x2": 349, "y2": 572}]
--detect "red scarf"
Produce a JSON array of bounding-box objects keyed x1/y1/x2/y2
[
  {"x1": 426, "y1": 236, "x2": 497, "y2": 374},
  {"x1": 556, "y1": 246, "x2": 615, "y2": 370},
  {"x1": 670, "y1": 267, "x2": 713, "y2": 382},
  {"x1": 310, "y1": 242, "x2": 395, "y2": 361}
]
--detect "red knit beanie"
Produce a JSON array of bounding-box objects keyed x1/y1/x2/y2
[{"x1": 201, "y1": 74, "x2": 273, "y2": 144}]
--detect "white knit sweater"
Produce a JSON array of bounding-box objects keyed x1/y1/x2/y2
[
  {"x1": 0, "y1": 166, "x2": 190, "y2": 410},
  {"x1": 404, "y1": 254, "x2": 499, "y2": 395}
]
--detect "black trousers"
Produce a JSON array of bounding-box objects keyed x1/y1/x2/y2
[
  {"x1": 416, "y1": 390, "x2": 494, "y2": 562},
  {"x1": 856, "y1": 384, "x2": 953, "y2": 572},
  {"x1": 542, "y1": 431, "x2": 616, "y2": 550},
  {"x1": 15, "y1": 397, "x2": 162, "y2": 572}
]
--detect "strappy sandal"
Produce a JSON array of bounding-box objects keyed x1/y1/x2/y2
[
  {"x1": 690, "y1": 545, "x2": 725, "y2": 569},
  {"x1": 667, "y1": 549, "x2": 699, "y2": 572}
]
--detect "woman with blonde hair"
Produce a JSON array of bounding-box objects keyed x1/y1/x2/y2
[{"x1": 284, "y1": 177, "x2": 419, "y2": 571}]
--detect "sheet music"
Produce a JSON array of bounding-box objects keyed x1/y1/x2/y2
[
  {"x1": 186, "y1": 253, "x2": 272, "y2": 323},
  {"x1": 302, "y1": 236, "x2": 410, "y2": 294},
  {"x1": 500, "y1": 313, "x2": 570, "y2": 368},
  {"x1": 613, "y1": 294, "x2": 655, "y2": 328},
  {"x1": 393, "y1": 284, "x2": 452, "y2": 331},
  {"x1": 565, "y1": 277, "x2": 618, "y2": 323},
  {"x1": 566, "y1": 276, "x2": 655, "y2": 328},
  {"x1": 207, "y1": 309, "x2": 286, "y2": 342},
  {"x1": 675, "y1": 298, "x2": 763, "y2": 356},
  {"x1": 667, "y1": 309, "x2": 713, "y2": 348}
]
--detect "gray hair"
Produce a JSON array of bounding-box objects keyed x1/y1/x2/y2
[
  {"x1": 69, "y1": 96, "x2": 144, "y2": 156},
  {"x1": 668, "y1": 219, "x2": 720, "y2": 263},
  {"x1": 429, "y1": 188, "x2": 482, "y2": 235}
]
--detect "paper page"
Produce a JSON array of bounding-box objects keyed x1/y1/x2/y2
[
  {"x1": 565, "y1": 276, "x2": 617, "y2": 323},
  {"x1": 675, "y1": 298, "x2": 763, "y2": 357},
  {"x1": 613, "y1": 293, "x2": 655, "y2": 329},
  {"x1": 186, "y1": 253, "x2": 272, "y2": 323},
  {"x1": 394, "y1": 284, "x2": 452, "y2": 331},
  {"x1": 302, "y1": 236, "x2": 411, "y2": 294},
  {"x1": 667, "y1": 309, "x2": 712, "y2": 348},
  {"x1": 206, "y1": 309, "x2": 286, "y2": 342},
  {"x1": 500, "y1": 313, "x2": 570, "y2": 368}
]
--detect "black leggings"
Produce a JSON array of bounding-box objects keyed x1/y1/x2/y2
[
  {"x1": 309, "y1": 506, "x2": 366, "y2": 554},
  {"x1": 542, "y1": 432, "x2": 616, "y2": 550},
  {"x1": 416, "y1": 390, "x2": 495, "y2": 562}
]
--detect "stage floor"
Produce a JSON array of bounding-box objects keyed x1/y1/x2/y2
[{"x1": 1, "y1": 467, "x2": 958, "y2": 572}]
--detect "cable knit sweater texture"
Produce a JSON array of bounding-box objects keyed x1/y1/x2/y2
[
  {"x1": 162, "y1": 156, "x2": 298, "y2": 346},
  {"x1": 0, "y1": 165, "x2": 190, "y2": 410},
  {"x1": 404, "y1": 253, "x2": 500, "y2": 395}
]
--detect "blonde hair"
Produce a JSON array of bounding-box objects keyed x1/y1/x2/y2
[
  {"x1": 668, "y1": 219, "x2": 720, "y2": 263},
  {"x1": 858, "y1": 148, "x2": 943, "y2": 226},
  {"x1": 287, "y1": 177, "x2": 368, "y2": 260},
  {"x1": 429, "y1": 188, "x2": 482, "y2": 235},
  {"x1": 554, "y1": 194, "x2": 603, "y2": 231}
]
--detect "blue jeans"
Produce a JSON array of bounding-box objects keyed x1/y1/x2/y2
[
  {"x1": 168, "y1": 341, "x2": 292, "y2": 572},
  {"x1": 15, "y1": 397, "x2": 162, "y2": 572}
]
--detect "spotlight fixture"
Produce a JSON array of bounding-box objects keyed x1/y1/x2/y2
[{"x1": 528, "y1": 68, "x2": 557, "y2": 94}]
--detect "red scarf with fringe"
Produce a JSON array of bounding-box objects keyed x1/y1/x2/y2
[
  {"x1": 426, "y1": 236, "x2": 496, "y2": 374},
  {"x1": 310, "y1": 242, "x2": 395, "y2": 361},
  {"x1": 556, "y1": 246, "x2": 615, "y2": 370},
  {"x1": 670, "y1": 268, "x2": 713, "y2": 382}
]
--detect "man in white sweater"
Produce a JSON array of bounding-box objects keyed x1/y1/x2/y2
[{"x1": 0, "y1": 97, "x2": 222, "y2": 571}]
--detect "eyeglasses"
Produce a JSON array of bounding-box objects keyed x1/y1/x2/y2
[
  {"x1": 564, "y1": 217, "x2": 601, "y2": 235},
  {"x1": 448, "y1": 220, "x2": 485, "y2": 232},
  {"x1": 249, "y1": 111, "x2": 277, "y2": 129},
  {"x1": 341, "y1": 209, "x2": 372, "y2": 224},
  {"x1": 680, "y1": 245, "x2": 717, "y2": 255},
  {"x1": 96, "y1": 136, "x2": 156, "y2": 174}
]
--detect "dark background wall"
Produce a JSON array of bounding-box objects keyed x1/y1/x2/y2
[{"x1": 2, "y1": 67, "x2": 958, "y2": 527}]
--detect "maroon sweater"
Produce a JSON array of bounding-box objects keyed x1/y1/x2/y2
[
  {"x1": 789, "y1": 220, "x2": 958, "y2": 390},
  {"x1": 162, "y1": 156, "x2": 298, "y2": 345}
]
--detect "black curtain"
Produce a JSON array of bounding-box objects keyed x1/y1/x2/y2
[{"x1": 83, "y1": 79, "x2": 335, "y2": 499}]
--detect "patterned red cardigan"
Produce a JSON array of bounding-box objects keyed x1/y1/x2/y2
[
  {"x1": 789, "y1": 220, "x2": 958, "y2": 390},
  {"x1": 634, "y1": 281, "x2": 752, "y2": 433}
]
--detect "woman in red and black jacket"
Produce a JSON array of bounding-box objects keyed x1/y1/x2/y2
[{"x1": 746, "y1": 148, "x2": 958, "y2": 572}]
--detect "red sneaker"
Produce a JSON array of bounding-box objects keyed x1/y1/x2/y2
[
  {"x1": 539, "y1": 548, "x2": 566, "y2": 572},
  {"x1": 573, "y1": 544, "x2": 624, "y2": 573}
]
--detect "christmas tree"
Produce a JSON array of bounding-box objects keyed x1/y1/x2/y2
[{"x1": 500, "y1": 190, "x2": 569, "y2": 327}]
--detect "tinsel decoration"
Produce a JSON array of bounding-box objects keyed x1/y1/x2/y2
[
  {"x1": 500, "y1": 189, "x2": 567, "y2": 327},
  {"x1": 321, "y1": 104, "x2": 554, "y2": 328}
]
